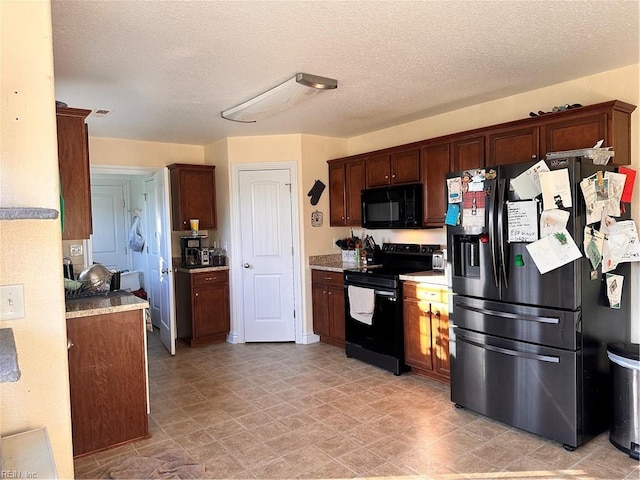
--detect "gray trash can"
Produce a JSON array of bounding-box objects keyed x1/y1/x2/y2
[{"x1": 607, "y1": 342, "x2": 640, "y2": 459}]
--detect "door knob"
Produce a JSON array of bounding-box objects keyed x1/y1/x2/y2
[
  {"x1": 243, "y1": 263, "x2": 251, "y2": 268},
  {"x1": 161, "y1": 268, "x2": 173, "y2": 274}
]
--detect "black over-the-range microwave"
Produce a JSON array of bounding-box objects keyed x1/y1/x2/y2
[{"x1": 361, "y1": 183, "x2": 423, "y2": 229}]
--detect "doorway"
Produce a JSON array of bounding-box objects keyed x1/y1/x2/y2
[
  {"x1": 90, "y1": 165, "x2": 176, "y2": 354},
  {"x1": 231, "y1": 162, "x2": 304, "y2": 344},
  {"x1": 90, "y1": 179, "x2": 131, "y2": 270}
]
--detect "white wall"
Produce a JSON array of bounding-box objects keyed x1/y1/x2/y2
[{"x1": 1, "y1": 1, "x2": 74, "y2": 477}]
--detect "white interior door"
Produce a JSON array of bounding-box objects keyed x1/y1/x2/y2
[
  {"x1": 239, "y1": 169, "x2": 295, "y2": 342},
  {"x1": 144, "y1": 177, "x2": 161, "y2": 329},
  {"x1": 90, "y1": 184, "x2": 129, "y2": 270},
  {"x1": 153, "y1": 168, "x2": 176, "y2": 354}
]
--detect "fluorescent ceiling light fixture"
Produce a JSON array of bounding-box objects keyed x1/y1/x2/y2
[{"x1": 221, "y1": 73, "x2": 338, "y2": 123}]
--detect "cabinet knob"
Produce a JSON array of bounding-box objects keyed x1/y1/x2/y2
[
  {"x1": 205, "y1": 276, "x2": 216, "y2": 281},
  {"x1": 183, "y1": 220, "x2": 188, "y2": 225},
  {"x1": 195, "y1": 292, "x2": 199, "y2": 297},
  {"x1": 67, "y1": 338, "x2": 74, "y2": 350},
  {"x1": 531, "y1": 154, "x2": 537, "y2": 159},
  {"x1": 434, "y1": 310, "x2": 440, "y2": 317},
  {"x1": 385, "y1": 175, "x2": 389, "y2": 179},
  {"x1": 328, "y1": 291, "x2": 332, "y2": 295},
  {"x1": 392, "y1": 174, "x2": 396, "y2": 178}
]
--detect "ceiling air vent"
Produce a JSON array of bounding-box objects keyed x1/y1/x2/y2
[{"x1": 91, "y1": 109, "x2": 111, "y2": 117}]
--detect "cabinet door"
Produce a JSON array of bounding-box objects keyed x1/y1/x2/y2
[
  {"x1": 312, "y1": 283, "x2": 330, "y2": 337},
  {"x1": 391, "y1": 149, "x2": 421, "y2": 184},
  {"x1": 421, "y1": 142, "x2": 450, "y2": 227},
  {"x1": 345, "y1": 159, "x2": 365, "y2": 226},
  {"x1": 488, "y1": 126, "x2": 539, "y2": 166},
  {"x1": 169, "y1": 165, "x2": 217, "y2": 230},
  {"x1": 366, "y1": 153, "x2": 392, "y2": 187},
  {"x1": 542, "y1": 113, "x2": 606, "y2": 158},
  {"x1": 329, "y1": 163, "x2": 347, "y2": 226},
  {"x1": 67, "y1": 311, "x2": 148, "y2": 456},
  {"x1": 431, "y1": 302, "x2": 450, "y2": 379},
  {"x1": 328, "y1": 284, "x2": 345, "y2": 343},
  {"x1": 403, "y1": 298, "x2": 433, "y2": 371},
  {"x1": 193, "y1": 283, "x2": 230, "y2": 340},
  {"x1": 452, "y1": 135, "x2": 485, "y2": 172},
  {"x1": 57, "y1": 107, "x2": 92, "y2": 240}
]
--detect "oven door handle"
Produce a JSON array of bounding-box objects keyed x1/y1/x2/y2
[{"x1": 344, "y1": 285, "x2": 397, "y2": 299}]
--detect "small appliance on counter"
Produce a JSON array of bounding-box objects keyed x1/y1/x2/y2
[
  {"x1": 432, "y1": 250, "x2": 446, "y2": 272},
  {"x1": 180, "y1": 235, "x2": 210, "y2": 268}
]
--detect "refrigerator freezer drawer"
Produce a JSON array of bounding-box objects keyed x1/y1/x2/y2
[
  {"x1": 451, "y1": 327, "x2": 582, "y2": 448},
  {"x1": 453, "y1": 296, "x2": 580, "y2": 349}
]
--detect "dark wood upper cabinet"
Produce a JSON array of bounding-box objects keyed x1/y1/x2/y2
[
  {"x1": 168, "y1": 164, "x2": 217, "y2": 231},
  {"x1": 366, "y1": 148, "x2": 420, "y2": 187},
  {"x1": 452, "y1": 135, "x2": 485, "y2": 172},
  {"x1": 57, "y1": 106, "x2": 93, "y2": 240},
  {"x1": 326, "y1": 100, "x2": 635, "y2": 228},
  {"x1": 421, "y1": 142, "x2": 450, "y2": 227},
  {"x1": 328, "y1": 157, "x2": 365, "y2": 226},
  {"x1": 487, "y1": 126, "x2": 539, "y2": 166},
  {"x1": 537, "y1": 100, "x2": 634, "y2": 165}
]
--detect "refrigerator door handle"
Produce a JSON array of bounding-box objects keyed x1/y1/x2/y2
[
  {"x1": 457, "y1": 333, "x2": 560, "y2": 363},
  {"x1": 456, "y1": 302, "x2": 560, "y2": 324},
  {"x1": 487, "y1": 180, "x2": 499, "y2": 288},
  {"x1": 497, "y1": 178, "x2": 509, "y2": 288}
]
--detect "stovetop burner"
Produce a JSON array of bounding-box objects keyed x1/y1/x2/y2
[{"x1": 344, "y1": 242, "x2": 440, "y2": 289}]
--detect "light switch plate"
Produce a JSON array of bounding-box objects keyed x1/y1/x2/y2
[
  {"x1": 1, "y1": 284, "x2": 25, "y2": 321},
  {"x1": 70, "y1": 244, "x2": 83, "y2": 256}
]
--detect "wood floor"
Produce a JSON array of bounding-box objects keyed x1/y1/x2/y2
[{"x1": 74, "y1": 329, "x2": 639, "y2": 479}]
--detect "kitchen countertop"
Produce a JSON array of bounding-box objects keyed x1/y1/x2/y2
[
  {"x1": 65, "y1": 291, "x2": 149, "y2": 319},
  {"x1": 309, "y1": 253, "x2": 355, "y2": 273},
  {"x1": 176, "y1": 265, "x2": 230, "y2": 274},
  {"x1": 399, "y1": 270, "x2": 449, "y2": 287}
]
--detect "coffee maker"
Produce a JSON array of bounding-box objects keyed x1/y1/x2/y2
[{"x1": 180, "y1": 235, "x2": 209, "y2": 268}]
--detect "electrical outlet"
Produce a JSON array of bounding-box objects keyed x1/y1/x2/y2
[
  {"x1": 70, "y1": 244, "x2": 83, "y2": 256},
  {"x1": 1, "y1": 284, "x2": 25, "y2": 321}
]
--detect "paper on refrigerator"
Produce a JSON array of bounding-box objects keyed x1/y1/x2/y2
[
  {"x1": 605, "y1": 273, "x2": 624, "y2": 309},
  {"x1": 584, "y1": 227, "x2": 605, "y2": 270},
  {"x1": 525, "y1": 228, "x2": 582, "y2": 274},
  {"x1": 540, "y1": 209, "x2": 570, "y2": 238},
  {"x1": 507, "y1": 200, "x2": 538, "y2": 242},
  {"x1": 580, "y1": 175, "x2": 604, "y2": 225},
  {"x1": 540, "y1": 169, "x2": 572, "y2": 210},
  {"x1": 510, "y1": 160, "x2": 550, "y2": 200},
  {"x1": 603, "y1": 171, "x2": 626, "y2": 217}
]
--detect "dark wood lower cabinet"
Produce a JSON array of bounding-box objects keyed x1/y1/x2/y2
[
  {"x1": 176, "y1": 269, "x2": 230, "y2": 346},
  {"x1": 67, "y1": 309, "x2": 149, "y2": 457},
  {"x1": 403, "y1": 282, "x2": 450, "y2": 384},
  {"x1": 311, "y1": 270, "x2": 345, "y2": 347}
]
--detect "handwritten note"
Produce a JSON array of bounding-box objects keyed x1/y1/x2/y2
[
  {"x1": 507, "y1": 201, "x2": 538, "y2": 243},
  {"x1": 526, "y1": 229, "x2": 582, "y2": 274}
]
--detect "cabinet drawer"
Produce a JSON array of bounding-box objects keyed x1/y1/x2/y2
[
  {"x1": 404, "y1": 282, "x2": 447, "y2": 303},
  {"x1": 311, "y1": 269, "x2": 344, "y2": 286},
  {"x1": 192, "y1": 270, "x2": 228, "y2": 286}
]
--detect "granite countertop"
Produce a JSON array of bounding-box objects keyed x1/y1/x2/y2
[
  {"x1": 66, "y1": 291, "x2": 149, "y2": 319},
  {"x1": 309, "y1": 254, "x2": 356, "y2": 272},
  {"x1": 176, "y1": 265, "x2": 230, "y2": 274}
]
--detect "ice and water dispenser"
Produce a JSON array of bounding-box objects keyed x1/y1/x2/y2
[{"x1": 453, "y1": 235, "x2": 481, "y2": 278}]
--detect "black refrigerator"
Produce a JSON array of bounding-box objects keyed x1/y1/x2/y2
[{"x1": 447, "y1": 156, "x2": 631, "y2": 450}]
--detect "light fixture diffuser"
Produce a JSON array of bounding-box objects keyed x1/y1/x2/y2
[{"x1": 221, "y1": 73, "x2": 338, "y2": 123}]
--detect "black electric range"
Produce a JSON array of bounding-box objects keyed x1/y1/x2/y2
[{"x1": 343, "y1": 243, "x2": 439, "y2": 374}]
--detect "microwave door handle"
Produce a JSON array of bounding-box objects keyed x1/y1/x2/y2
[
  {"x1": 497, "y1": 178, "x2": 509, "y2": 288},
  {"x1": 487, "y1": 180, "x2": 499, "y2": 288}
]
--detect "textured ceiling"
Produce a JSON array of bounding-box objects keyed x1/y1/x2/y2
[{"x1": 51, "y1": 0, "x2": 639, "y2": 146}]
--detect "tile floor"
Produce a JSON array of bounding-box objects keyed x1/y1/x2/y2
[{"x1": 74, "y1": 329, "x2": 639, "y2": 479}]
